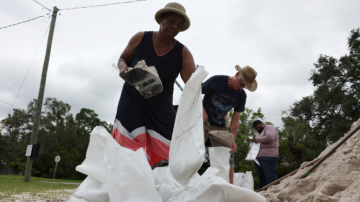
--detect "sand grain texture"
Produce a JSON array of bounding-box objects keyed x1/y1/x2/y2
[
  {"x1": 260, "y1": 118, "x2": 360, "y2": 202},
  {"x1": 126, "y1": 60, "x2": 159, "y2": 78},
  {"x1": 208, "y1": 130, "x2": 234, "y2": 146}
]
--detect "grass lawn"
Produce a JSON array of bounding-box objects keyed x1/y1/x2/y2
[{"x1": 0, "y1": 175, "x2": 81, "y2": 200}]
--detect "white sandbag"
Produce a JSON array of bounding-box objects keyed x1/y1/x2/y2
[
  {"x1": 208, "y1": 147, "x2": 231, "y2": 182},
  {"x1": 68, "y1": 196, "x2": 89, "y2": 202},
  {"x1": 105, "y1": 147, "x2": 161, "y2": 201},
  {"x1": 245, "y1": 142, "x2": 261, "y2": 165},
  {"x1": 72, "y1": 126, "x2": 162, "y2": 202},
  {"x1": 174, "y1": 168, "x2": 266, "y2": 202},
  {"x1": 153, "y1": 167, "x2": 181, "y2": 201},
  {"x1": 69, "y1": 177, "x2": 109, "y2": 202},
  {"x1": 169, "y1": 66, "x2": 209, "y2": 186},
  {"x1": 234, "y1": 171, "x2": 254, "y2": 191},
  {"x1": 75, "y1": 128, "x2": 108, "y2": 183},
  {"x1": 234, "y1": 172, "x2": 244, "y2": 187}
]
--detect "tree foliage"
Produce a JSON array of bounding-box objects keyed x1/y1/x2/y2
[
  {"x1": 230, "y1": 107, "x2": 323, "y2": 189},
  {"x1": 289, "y1": 29, "x2": 360, "y2": 148},
  {"x1": 0, "y1": 98, "x2": 112, "y2": 179}
]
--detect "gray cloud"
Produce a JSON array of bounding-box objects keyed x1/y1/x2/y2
[{"x1": 1, "y1": 0, "x2": 360, "y2": 128}]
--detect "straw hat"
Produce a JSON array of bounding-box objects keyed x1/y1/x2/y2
[
  {"x1": 155, "y1": 2, "x2": 190, "y2": 31},
  {"x1": 235, "y1": 65, "x2": 258, "y2": 92}
]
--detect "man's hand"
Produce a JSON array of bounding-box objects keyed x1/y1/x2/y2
[
  {"x1": 229, "y1": 141, "x2": 237, "y2": 153},
  {"x1": 203, "y1": 107, "x2": 208, "y2": 123},
  {"x1": 250, "y1": 138, "x2": 257, "y2": 143}
]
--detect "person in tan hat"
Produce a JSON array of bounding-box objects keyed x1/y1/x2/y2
[
  {"x1": 112, "y1": 3, "x2": 196, "y2": 166},
  {"x1": 202, "y1": 65, "x2": 258, "y2": 184}
]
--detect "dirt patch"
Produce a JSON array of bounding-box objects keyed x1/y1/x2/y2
[
  {"x1": 39, "y1": 181, "x2": 81, "y2": 185},
  {"x1": 0, "y1": 189, "x2": 75, "y2": 202},
  {"x1": 260, "y1": 118, "x2": 360, "y2": 202}
]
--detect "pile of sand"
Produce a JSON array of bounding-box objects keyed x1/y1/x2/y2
[
  {"x1": 260, "y1": 118, "x2": 360, "y2": 202},
  {"x1": 209, "y1": 130, "x2": 234, "y2": 146},
  {"x1": 127, "y1": 60, "x2": 159, "y2": 78}
]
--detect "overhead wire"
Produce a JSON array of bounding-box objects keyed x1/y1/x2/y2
[
  {"x1": 2, "y1": 0, "x2": 147, "y2": 114},
  {"x1": 59, "y1": 0, "x2": 146, "y2": 11},
  {"x1": 0, "y1": 0, "x2": 146, "y2": 29},
  {"x1": 7, "y1": 22, "x2": 51, "y2": 115},
  {"x1": 0, "y1": 85, "x2": 34, "y2": 100},
  {"x1": 32, "y1": 0, "x2": 52, "y2": 12},
  {"x1": 0, "y1": 100, "x2": 26, "y2": 111},
  {"x1": 0, "y1": 16, "x2": 45, "y2": 30}
]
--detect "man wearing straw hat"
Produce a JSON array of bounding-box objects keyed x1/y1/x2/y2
[{"x1": 202, "y1": 65, "x2": 258, "y2": 184}]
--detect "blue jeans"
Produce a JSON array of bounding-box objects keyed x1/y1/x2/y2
[{"x1": 254, "y1": 157, "x2": 278, "y2": 189}]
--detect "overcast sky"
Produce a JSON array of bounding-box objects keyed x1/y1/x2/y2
[{"x1": 1, "y1": 0, "x2": 359, "y2": 128}]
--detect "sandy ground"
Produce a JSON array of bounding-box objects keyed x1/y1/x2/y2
[
  {"x1": 39, "y1": 181, "x2": 80, "y2": 185},
  {"x1": 0, "y1": 189, "x2": 75, "y2": 202},
  {"x1": 259, "y1": 118, "x2": 360, "y2": 202}
]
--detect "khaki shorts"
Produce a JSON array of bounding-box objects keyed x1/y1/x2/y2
[{"x1": 204, "y1": 121, "x2": 235, "y2": 167}]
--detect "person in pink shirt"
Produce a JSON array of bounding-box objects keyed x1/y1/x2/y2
[{"x1": 250, "y1": 120, "x2": 279, "y2": 189}]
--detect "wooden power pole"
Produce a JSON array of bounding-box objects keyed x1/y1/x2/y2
[{"x1": 24, "y1": 7, "x2": 59, "y2": 182}]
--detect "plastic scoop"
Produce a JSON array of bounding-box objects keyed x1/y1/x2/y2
[{"x1": 112, "y1": 62, "x2": 163, "y2": 99}]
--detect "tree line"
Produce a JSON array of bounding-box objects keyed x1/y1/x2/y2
[
  {"x1": 232, "y1": 28, "x2": 360, "y2": 187},
  {"x1": 0, "y1": 98, "x2": 112, "y2": 180},
  {"x1": 1, "y1": 29, "x2": 359, "y2": 182}
]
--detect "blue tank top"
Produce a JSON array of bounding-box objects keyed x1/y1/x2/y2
[{"x1": 117, "y1": 31, "x2": 184, "y2": 140}]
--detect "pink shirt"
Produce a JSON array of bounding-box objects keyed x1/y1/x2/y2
[{"x1": 255, "y1": 125, "x2": 279, "y2": 157}]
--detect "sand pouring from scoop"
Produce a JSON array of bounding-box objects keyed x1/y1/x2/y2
[{"x1": 112, "y1": 60, "x2": 163, "y2": 99}]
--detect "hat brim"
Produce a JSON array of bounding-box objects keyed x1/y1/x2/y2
[
  {"x1": 236, "y1": 65, "x2": 257, "y2": 92},
  {"x1": 155, "y1": 8, "x2": 190, "y2": 32}
]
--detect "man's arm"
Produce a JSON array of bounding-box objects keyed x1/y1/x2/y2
[
  {"x1": 203, "y1": 107, "x2": 208, "y2": 123},
  {"x1": 229, "y1": 112, "x2": 241, "y2": 153}
]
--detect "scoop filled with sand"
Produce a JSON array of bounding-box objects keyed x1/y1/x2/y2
[
  {"x1": 126, "y1": 60, "x2": 160, "y2": 78},
  {"x1": 260, "y1": 118, "x2": 360, "y2": 202},
  {"x1": 114, "y1": 60, "x2": 163, "y2": 98},
  {"x1": 208, "y1": 130, "x2": 234, "y2": 146}
]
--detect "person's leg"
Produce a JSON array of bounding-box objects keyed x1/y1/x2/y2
[
  {"x1": 254, "y1": 159, "x2": 266, "y2": 189},
  {"x1": 229, "y1": 153, "x2": 235, "y2": 184},
  {"x1": 257, "y1": 157, "x2": 278, "y2": 187},
  {"x1": 229, "y1": 167, "x2": 234, "y2": 184},
  {"x1": 197, "y1": 122, "x2": 213, "y2": 175}
]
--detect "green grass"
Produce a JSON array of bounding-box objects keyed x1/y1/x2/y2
[{"x1": 0, "y1": 175, "x2": 80, "y2": 200}]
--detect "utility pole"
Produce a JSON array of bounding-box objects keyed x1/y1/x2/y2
[{"x1": 24, "y1": 7, "x2": 59, "y2": 182}]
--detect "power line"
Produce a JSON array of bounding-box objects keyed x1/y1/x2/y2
[
  {"x1": 0, "y1": 85, "x2": 34, "y2": 100},
  {"x1": 0, "y1": 100, "x2": 26, "y2": 111},
  {"x1": 60, "y1": 0, "x2": 146, "y2": 11},
  {"x1": 1, "y1": 0, "x2": 146, "y2": 29},
  {"x1": 33, "y1": 0, "x2": 52, "y2": 12},
  {"x1": 7, "y1": 22, "x2": 51, "y2": 115},
  {"x1": 0, "y1": 15, "x2": 45, "y2": 30}
]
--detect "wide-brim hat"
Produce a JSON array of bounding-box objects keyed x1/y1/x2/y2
[
  {"x1": 155, "y1": 2, "x2": 190, "y2": 32},
  {"x1": 235, "y1": 65, "x2": 258, "y2": 92}
]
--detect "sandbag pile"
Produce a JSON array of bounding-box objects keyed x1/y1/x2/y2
[
  {"x1": 260, "y1": 118, "x2": 360, "y2": 202},
  {"x1": 69, "y1": 67, "x2": 265, "y2": 202}
]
